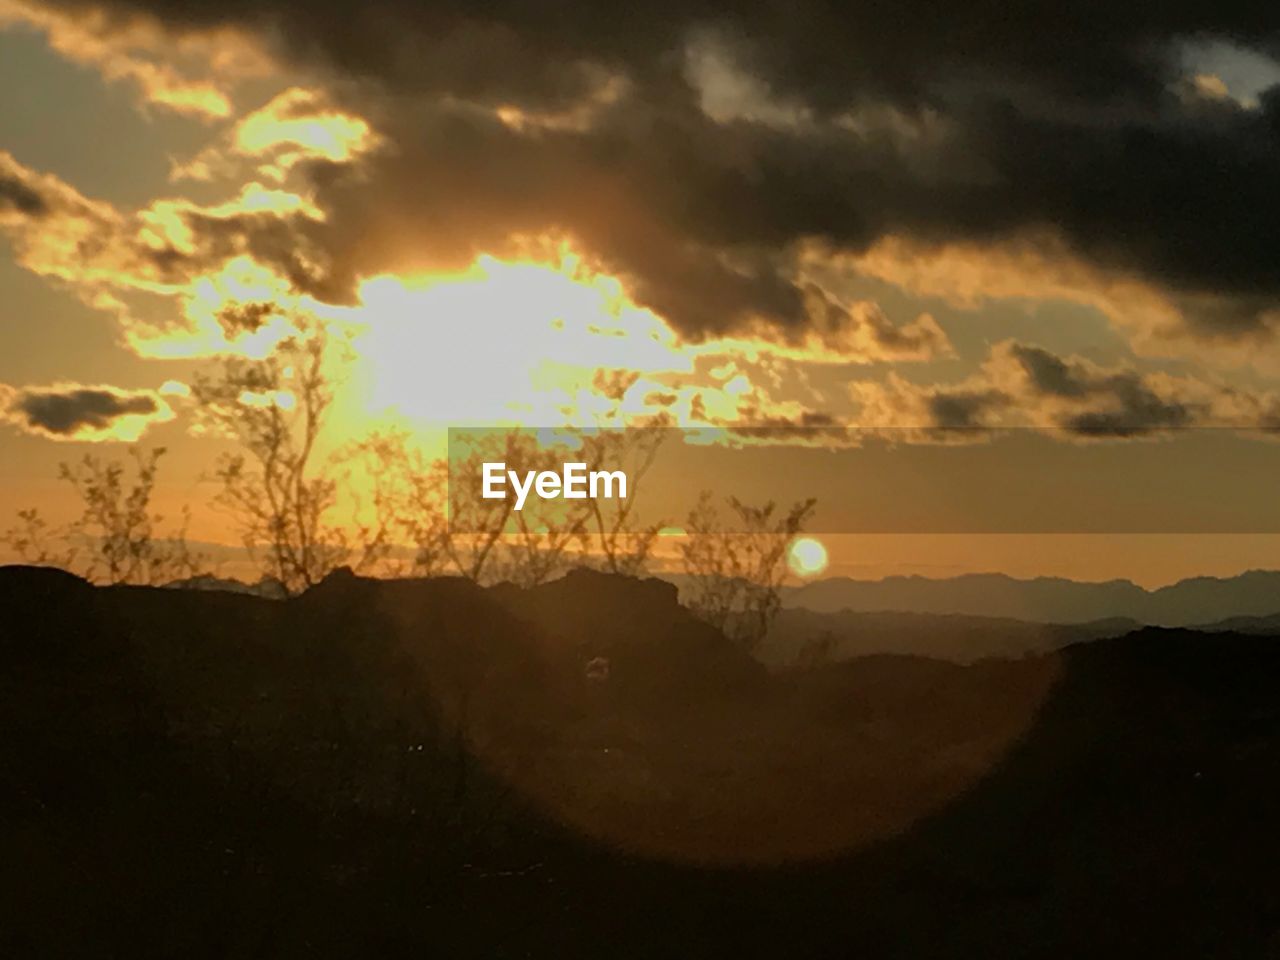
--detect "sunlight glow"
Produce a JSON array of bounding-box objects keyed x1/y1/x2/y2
[
  {"x1": 230, "y1": 87, "x2": 380, "y2": 178},
  {"x1": 352, "y1": 251, "x2": 694, "y2": 427}
]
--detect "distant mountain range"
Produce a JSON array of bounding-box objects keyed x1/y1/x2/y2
[
  {"x1": 760, "y1": 609, "x2": 1139, "y2": 665},
  {"x1": 167, "y1": 569, "x2": 1280, "y2": 664},
  {"x1": 784, "y1": 570, "x2": 1280, "y2": 627}
]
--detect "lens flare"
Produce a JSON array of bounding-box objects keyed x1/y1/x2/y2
[{"x1": 787, "y1": 536, "x2": 828, "y2": 577}]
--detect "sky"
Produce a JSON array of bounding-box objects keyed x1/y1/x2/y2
[{"x1": 2, "y1": 1, "x2": 1280, "y2": 585}]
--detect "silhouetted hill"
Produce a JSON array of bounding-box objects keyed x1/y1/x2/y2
[
  {"x1": 760, "y1": 607, "x2": 1138, "y2": 664},
  {"x1": 1196, "y1": 611, "x2": 1280, "y2": 634},
  {"x1": 3, "y1": 564, "x2": 1280, "y2": 957},
  {"x1": 786, "y1": 569, "x2": 1280, "y2": 625},
  {"x1": 165, "y1": 573, "x2": 289, "y2": 598}
]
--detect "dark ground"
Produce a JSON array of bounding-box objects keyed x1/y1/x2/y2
[{"x1": 2, "y1": 564, "x2": 1279, "y2": 958}]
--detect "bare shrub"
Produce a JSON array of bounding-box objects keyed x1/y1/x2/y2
[
  {"x1": 2, "y1": 446, "x2": 199, "y2": 585},
  {"x1": 345, "y1": 426, "x2": 667, "y2": 587},
  {"x1": 679, "y1": 493, "x2": 816, "y2": 650},
  {"x1": 192, "y1": 320, "x2": 349, "y2": 596}
]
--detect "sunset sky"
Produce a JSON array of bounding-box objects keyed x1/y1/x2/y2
[{"x1": 3, "y1": 2, "x2": 1280, "y2": 585}]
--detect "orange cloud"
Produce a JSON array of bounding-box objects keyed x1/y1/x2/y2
[
  {"x1": 823, "y1": 235, "x2": 1280, "y2": 365},
  {"x1": 172, "y1": 87, "x2": 381, "y2": 183},
  {"x1": 0, "y1": 150, "x2": 337, "y2": 355},
  {"x1": 849, "y1": 340, "x2": 1280, "y2": 442},
  {"x1": 704, "y1": 291, "x2": 952, "y2": 366},
  {"x1": 0, "y1": 0, "x2": 255, "y2": 118}
]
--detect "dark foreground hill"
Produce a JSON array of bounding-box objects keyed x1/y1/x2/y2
[{"x1": 2, "y1": 565, "x2": 1280, "y2": 958}]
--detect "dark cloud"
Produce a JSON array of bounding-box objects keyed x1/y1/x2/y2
[
  {"x1": 216, "y1": 301, "x2": 277, "y2": 337},
  {"x1": 23, "y1": 1, "x2": 1280, "y2": 341},
  {"x1": 180, "y1": 209, "x2": 341, "y2": 300},
  {"x1": 725, "y1": 409, "x2": 852, "y2": 446},
  {"x1": 0, "y1": 150, "x2": 339, "y2": 313},
  {"x1": 945, "y1": 343, "x2": 1201, "y2": 437},
  {"x1": 34, "y1": 0, "x2": 1278, "y2": 110},
  {"x1": 4, "y1": 385, "x2": 168, "y2": 439},
  {"x1": 850, "y1": 341, "x2": 1257, "y2": 441},
  {"x1": 928, "y1": 390, "x2": 1011, "y2": 431},
  {"x1": 296, "y1": 102, "x2": 949, "y2": 340},
  {"x1": 1008, "y1": 343, "x2": 1195, "y2": 435},
  {"x1": 1064, "y1": 404, "x2": 1191, "y2": 438},
  {"x1": 1008, "y1": 344, "x2": 1095, "y2": 399},
  {"x1": 0, "y1": 175, "x2": 48, "y2": 218},
  {"x1": 1058, "y1": 373, "x2": 1195, "y2": 437}
]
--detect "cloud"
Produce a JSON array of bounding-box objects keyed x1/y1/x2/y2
[
  {"x1": 11, "y1": 0, "x2": 1280, "y2": 349},
  {"x1": 0, "y1": 173, "x2": 49, "y2": 218},
  {"x1": 0, "y1": 382, "x2": 174, "y2": 440},
  {"x1": 26, "y1": 0, "x2": 1273, "y2": 112},
  {"x1": 0, "y1": 150, "x2": 341, "y2": 352},
  {"x1": 832, "y1": 231, "x2": 1280, "y2": 363},
  {"x1": 926, "y1": 389, "x2": 1011, "y2": 431},
  {"x1": 171, "y1": 87, "x2": 380, "y2": 182},
  {"x1": 0, "y1": 0, "x2": 247, "y2": 118},
  {"x1": 0, "y1": 151, "x2": 97, "y2": 223},
  {"x1": 698, "y1": 295, "x2": 952, "y2": 365},
  {"x1": 798, "y1": 295, "x2": 952, "y2": 364},
  {"x1": 850, "y1": 340, "x2": 1280, "y2": 441},
  {"x1": 1002, "y1": 343, "x2": 1195, "y2": 437}
]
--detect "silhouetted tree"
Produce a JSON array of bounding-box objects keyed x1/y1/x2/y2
[
  {"x1": 1, "y1": 507, "x2": 74, "y2": 570},
  {"x1": 575, "y1": 427, "x2": 666, "y2": 576},
  {"x1": 344, "y1": 428, "x2": 451, "y2": 577},
  {"x1": 347, "y1": 426, "x2": 667, "y2": 586},
  {"x1": 193, "y1": 318, "x2": 349, "y2": 596},
  {"x1": 679, "y1": 492, "x2": 816, "y2": 650}
]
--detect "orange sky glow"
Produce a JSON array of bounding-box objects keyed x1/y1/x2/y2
[{"x1": 3, "y1": 15, "x2": 1280, "y2": 587}]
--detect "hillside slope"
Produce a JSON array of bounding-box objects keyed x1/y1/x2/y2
[{"x1": 3, "y1": 565, "x2": 1279, "y2": 958}]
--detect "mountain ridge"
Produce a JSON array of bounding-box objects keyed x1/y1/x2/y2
[{"x1": 785, "y1": 568, "x2": 1280, "y2": 625}]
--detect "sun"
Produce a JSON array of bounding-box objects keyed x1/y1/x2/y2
[
  {"x1": 787, "y1": 537, "x2": 829, "y2": 578},
  {"x1": 350, "y1": 250, "x2": 690, "y2": 429}
]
